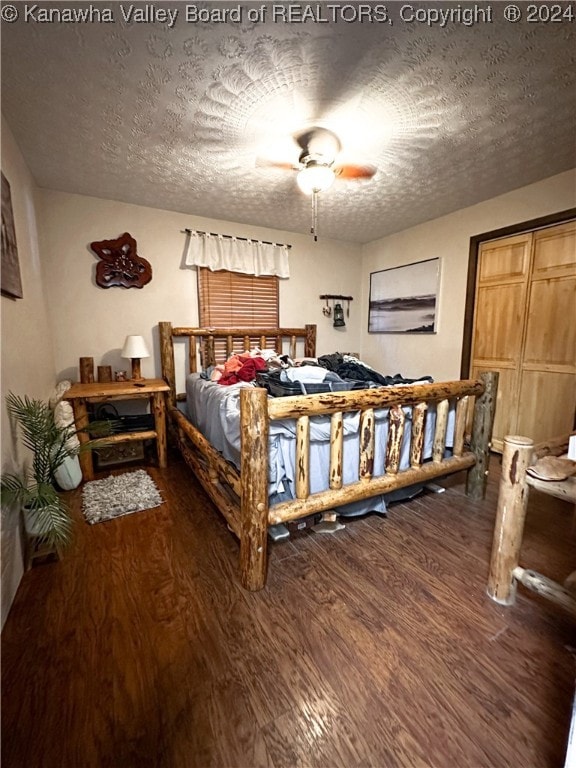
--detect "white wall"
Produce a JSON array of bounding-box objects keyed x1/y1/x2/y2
[
  {"x1": 1, "y1": 118, "x2": 57, "y2": 628},
  {"x1": 360, "y1": 170, "x2": 576, "y2": 381},
  {"x1": 36, "y1": 189, "x2": 363, "y2": 389}
]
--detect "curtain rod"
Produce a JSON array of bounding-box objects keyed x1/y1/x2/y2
[{"x1": 182, "y1": 228, "x2": 291, "y2": 249}]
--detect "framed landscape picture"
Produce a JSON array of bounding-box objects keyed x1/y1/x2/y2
[
  {"x1": 369, "y1": 258, "x2": 440, "y2": 334},
  {"x1": 1, "y1": 172, "x2": 23, "y2": 299}
]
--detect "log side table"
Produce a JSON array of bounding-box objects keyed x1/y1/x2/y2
[{"x1": 65, "y1": 378, "x2": 170, "y2": 481}]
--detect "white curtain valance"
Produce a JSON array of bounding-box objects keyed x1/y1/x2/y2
[{"x1": 184, "y1": 231, "x2": 290, "y2": 278}]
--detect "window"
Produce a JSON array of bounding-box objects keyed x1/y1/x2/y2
[{"x1": 197, "y1": 268, "x2": 279, "y2": 361}]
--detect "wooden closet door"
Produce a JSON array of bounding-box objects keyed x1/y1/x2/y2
[
  {"x1": 516, "y1": 221, "x2": 576, "y2": 442},
  {"x1": 469, "y1": 234, "x2": 533, "y2": 452}
]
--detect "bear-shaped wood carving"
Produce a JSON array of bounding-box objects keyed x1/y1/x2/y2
[{"x1": 90, "y1": 232, "x2": 152, "y2": 289}]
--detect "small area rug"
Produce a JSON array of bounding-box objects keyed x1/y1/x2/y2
[{"x1": 82, "y1": 469, "x2": 163, "y2": 524}]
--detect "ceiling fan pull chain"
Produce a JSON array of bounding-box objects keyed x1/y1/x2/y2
[{"x1": 312, "y1": 190, "x2": 318, "y2": 242}]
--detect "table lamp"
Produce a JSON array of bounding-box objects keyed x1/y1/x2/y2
[{"x1": 121, "y1": 335, "x2": 150, "y2": 380}]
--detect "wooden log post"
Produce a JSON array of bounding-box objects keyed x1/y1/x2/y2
[
  {"x1": 359, "y1": 408, "x2": 375, "y2": 480},
  {"x1": 158, "y1": 322, "x2": 176, "y2": 408},
  {"x1": 386, "y1": 405, "x2": 405, "y2": 474},
  {"x1": 188, "y1": 336, "x2": 198, "y2": 374},
  {"x1": 79, "y1": 357, "x2": 94, "y2": 384},
  {"x1": 432, "y1": 399, "x2": 449, "y2": 463},
  {"x1": 410, "y1": 403, "x2": 427, "y2": 469},
  {"x1": 453, "y1": 395, "x2": 469, "y2": 457},
  {"x1": 239, "y1": 387, "x2": 270, "y2": 591},
  {"x1": 466, "y1": 370, "x2": 499, "y2": 499},
  {"x1": 295, "y1": 415, "x2": 310, "y2": 499},
  {"x1": 329, "y1": 411, "x2": 343, "y2": 489},
  {"x1": 203, "y1": 335, "x2": 214, "y2": 371},
  {"x1": 152, "y1": 391, "x2": 167, "y2": 468},
  {"x1": 289, "y1": 335, "x2": 297, "y2": 360},
  {"x1": 304, "y1": 324, "x2": 316, "y2": 358},
  {"x1": 97, "y1": 365, "x2": 112, "y2": 383},
  {"x1": 486, "y1": 435, "x2": 533, "y2": 605},
  {"x1": 199, "y1": 335, "x2": 208, "y2": 371}
]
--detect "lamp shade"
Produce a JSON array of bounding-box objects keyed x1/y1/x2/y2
[{"x1": 121, "y1": 335, "x2": 150, "y2": 360}]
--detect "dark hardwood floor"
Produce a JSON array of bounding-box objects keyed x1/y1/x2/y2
[{"x1": 2, "y1": 454, "x2": 575, "y2": 768}]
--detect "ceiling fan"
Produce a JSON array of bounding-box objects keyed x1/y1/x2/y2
[{"x1": 257, "y1": 126, "x2": 377, "y2": 240}]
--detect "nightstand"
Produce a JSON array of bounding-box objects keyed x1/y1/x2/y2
[{"x1": 65, "y1": 378, "x2": 170, "y2": 481}]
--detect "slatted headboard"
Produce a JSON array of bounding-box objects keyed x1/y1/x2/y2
[{"x1": 158, "y1": 323, "x2": 317, "y2": 405}]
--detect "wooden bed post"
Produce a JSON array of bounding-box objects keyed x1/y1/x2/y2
[
  {"x1": 305, "y1": 324, "x2": 316, "y2": 358},
  {"x1": 466, "y1": 370, "x2": 498, "y2": 499},
  {"x1": 487, "y1": 435, "x2": 533, "y2": 604},
  {"x1": 159, "y1": 321, "x2": 176, "y2": 408},
  {"x1": 239, "y1": 387, "x2": 270, "y2": 591}
]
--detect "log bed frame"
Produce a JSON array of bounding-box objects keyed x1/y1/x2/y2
[{"x1": 159, "y1": 322, "x2": 498, "y2": 591}]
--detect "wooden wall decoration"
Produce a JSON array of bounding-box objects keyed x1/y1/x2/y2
[
  {"x1": 1, "y1": 172, "x2": 23, "y2": 299},
  {"x1": 90, "y1": 232, "x2": 152, "y2": 289}
]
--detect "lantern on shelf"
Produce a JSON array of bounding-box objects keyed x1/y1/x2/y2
[
  {"x1": 333, "y1": 303, "x2": 345, "y2": 327},
  {"x1": 320, "y1": 294, "x2": 352, "y2": 327}
]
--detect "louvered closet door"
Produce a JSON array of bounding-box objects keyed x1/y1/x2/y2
[
  {"x1": 516, "y1": 221, "x2": 576, "y2": 442},
  {"x1": 469, "y1": 234, "x2": 533, "y2": 452},
  {"x1": 469, "y1": 221, "x2": 576, "y2": 452}
]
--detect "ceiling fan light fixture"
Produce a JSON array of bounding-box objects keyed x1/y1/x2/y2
[{"x1": 296, "y1": 163, "x2": 335, "y2": 195}]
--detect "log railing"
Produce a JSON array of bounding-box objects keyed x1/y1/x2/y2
[{"x1": 239, "y1": 373, "x2": 497, "y2": 590}]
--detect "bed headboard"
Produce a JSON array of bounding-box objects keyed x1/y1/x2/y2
[{"x1": 158, "y1": 322, "x2": 317, "y2": 405}]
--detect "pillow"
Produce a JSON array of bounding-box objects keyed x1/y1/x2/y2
[
  {"x1": 53, "y1": 400, "x2": 80, "y2": 450},
  {"x1": 50, "y1": 379, "x2": 82, "y2": 490},
  {"x1": 49, "y1": 379, "x2": 72, "y2": 409}
]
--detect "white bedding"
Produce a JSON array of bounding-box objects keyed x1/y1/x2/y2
[{"x1": 185, "y1": 373, "x2": 455, "y2": 516}]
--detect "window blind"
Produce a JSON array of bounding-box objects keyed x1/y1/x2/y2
[{"x1": 198, "y1": 268, "x2": 279, "y2": 361}]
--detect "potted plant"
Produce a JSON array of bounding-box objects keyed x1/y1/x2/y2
[{"x1": 1, "y1": 392, "x2": 112, "y2": 551}]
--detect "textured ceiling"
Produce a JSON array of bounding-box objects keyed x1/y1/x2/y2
[{"x1": 2, "y1": 2, "x2": 576, "y2": 243}]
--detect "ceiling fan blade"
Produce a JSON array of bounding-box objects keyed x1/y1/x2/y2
[
  {"x1": 256, "y1": 158, "x2": 298, "y2": 171},
  {"x1": 334, "y1": 164, "x2": 377, "y2": 180}
]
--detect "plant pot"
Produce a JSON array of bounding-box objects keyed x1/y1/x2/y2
[
  {"x1": 22, "y1": 503, "x2": 63, "y2": 570},
  {"x1": 22, "y1": 504, "x2": 44, "y2": 537},
  {"x1": 53, "y1": 454, "x2": 82, "y2": 491}
]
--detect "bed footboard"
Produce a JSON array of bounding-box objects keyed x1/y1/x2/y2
[{"x1": 239, "y1": 373, "x2": 497, "y2": 590}]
